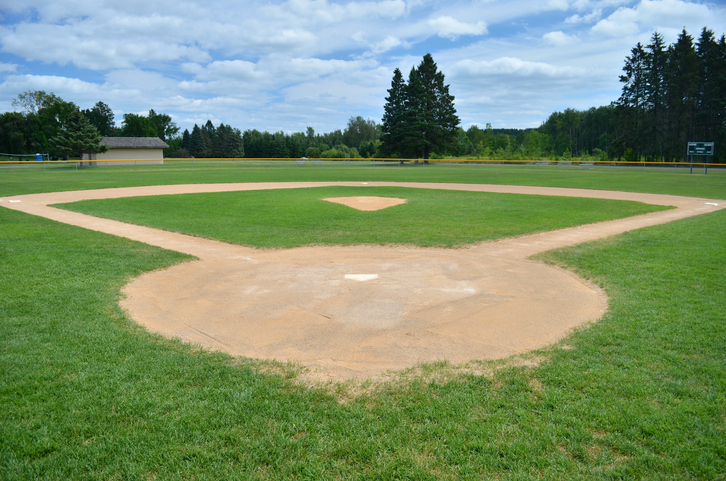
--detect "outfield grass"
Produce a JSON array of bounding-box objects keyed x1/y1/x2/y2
[
  {"x1": 1, "y1": 167, "x2": 725, "y2": 479},
  {"x1": 1, "y1": 161, "x2": 725, "y2": 199},
  {"x1": 56, "y1": 186, "x2": 666, "y2": 248}
]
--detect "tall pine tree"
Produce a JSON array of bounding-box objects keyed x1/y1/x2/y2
[
  {"x1": 644, "y1": 32, "x2": 667, "y2": 161},
  {"x1": 380, "y1": 68, "x2": 408, "y2": 157},
  {"x1": 617, "y1": 42, "x2": 648, "y2": 160},
  {"x1": 380, "y1": 54, "x2": 459, "y2": 159},
  {"x1": 49, "y1": 110, "x2": 108, "y2": 159},
  {"x1": 189, "y1": 124, "x2": 207, "y2": 158},
  {"x1": 412, "y1": 54, "x2": 460, "y2": 159},
  {"x1": 665, "y1": 29, "x2": 700, "y2": 160},
  {"x1": 696, "y1": 28, "x2": 723, "y2": 143}
]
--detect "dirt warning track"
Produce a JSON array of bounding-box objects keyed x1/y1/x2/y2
[{"x1": 2, "y1": 182, "x2": 723, "y2": 380}]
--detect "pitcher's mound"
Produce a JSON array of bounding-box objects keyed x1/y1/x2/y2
[{"x1": 323, "y1": 196, "x2": 407, "y2": 211}]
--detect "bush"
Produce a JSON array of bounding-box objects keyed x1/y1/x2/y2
[{"x1": 305, "y1": 146, "x2": 321, "y2": 158}]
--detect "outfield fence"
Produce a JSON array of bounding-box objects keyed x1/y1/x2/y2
[{"x1": 0, "y1": 157, "x2": 723, "y2": 175}]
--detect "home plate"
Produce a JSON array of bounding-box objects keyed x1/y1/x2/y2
[{"x1": 345, "y1": 274, "x2": 378, "y2": 281}]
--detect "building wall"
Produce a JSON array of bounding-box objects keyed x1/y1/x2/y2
[{"x1": 82, "y1": 148, "x2": 164, "y2": 165}]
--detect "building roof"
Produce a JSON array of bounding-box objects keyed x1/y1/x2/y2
[{"x1": 101, "y1": 137, "x2": 169, "y2": 149}]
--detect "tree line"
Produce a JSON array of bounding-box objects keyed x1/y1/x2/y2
[
  {"x1": 174, "y1": 117, "x2": 381, "y2": 160},
  {"x1": 0, "y1": 92, "x2": 181, "y2": 159},
  {"x1": 1, "y1": 28, "x2": 723, "y2": 163},
  {"x1": 0, "y1": 90, "x2": 382, "y2": 160},
  {"x1": 614, "y1": 27, "x2": 725, "y2": 162},
  {"x1": 536, "y1": 27, "x2": 726, "y2": 163}
]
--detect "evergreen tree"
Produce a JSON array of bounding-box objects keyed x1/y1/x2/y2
[
  {"x1": 181, "y1": 129, "x2": 191, "y2": 151},
  {"x1": 212, "y1": 123, "x2": 228, "y2": 158},
  {"x1": 644, "y1": 32, "x2": 668, "y2": 160},
  {"x1": 189, "y1": 124, "x2": 207, "y2": 158},
  {"x1": 410, "y1": 54, "x2": 460, "y2": 159},
  {"x1": 226, "y1": 126, "x2": 244, "y2": 158},
  {"x1": 49, "y1": 111, "x2": 108, "y2": 158},
  {"x1": 400, "y1": 66, "x2": 426, "y2": 158},
  {"x1": 210, "y1": 123, "x2": 244, "y2": 158},
  {"x1": 201, "y1": 120, "x2": 216, "y2": 157},
  {"x1": 617, "y1": 42, "x2": 648, "y2": 160},
  {"x1": 380, "y1": 67, "x2": 404, "y2": 156},
  {"x1": 272, "y1": 131, "x2": 289, "y2": 158},
  {"x1": 380, "y1": 55, "x2": 460, "y2": 159},
  {"x1": 695, "y1": 28, "x2": 723, "y2": 143},
  {"x1": 665, "y1": 29, "x2": 700, "y2": 160}
]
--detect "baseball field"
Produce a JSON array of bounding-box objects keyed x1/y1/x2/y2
[{"x1": 1, "y1": 162, "x2": 725, "y2": 479}]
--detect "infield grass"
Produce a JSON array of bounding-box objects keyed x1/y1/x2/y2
[
  {"x1": 1, "y1": 166, "x2": 725, "y2": 479},
  {"x1": 56, "y1": 186, "x2": 667, "y2": 248}
]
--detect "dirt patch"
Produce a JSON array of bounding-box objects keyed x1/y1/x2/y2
[
  {"x1": 120, "y1": 244, "x2": 607, "y2": 381},
  {"x1": 3, "y1": 182, "x2": 723, "y2": 381},
  {"x1": 323, "y1": 196, "x2": 407, "y2": 211}
]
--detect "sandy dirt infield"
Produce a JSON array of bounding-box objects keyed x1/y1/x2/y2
[{"x1": 2, "y1": 182, "x2": 723, "y2": 380}]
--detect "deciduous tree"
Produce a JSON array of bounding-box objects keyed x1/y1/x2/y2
[
  {"x1": 148, "y1": 109, "x2": 179, "y2": 141},
  {"x1": 121, "y1": 113, "x2": 157, "y2": 137},
  {"x1": 83, "y1": 101, "x2": 115, "y2": 137}
]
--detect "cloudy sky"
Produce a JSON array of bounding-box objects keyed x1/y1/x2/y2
[{"x1": 1, "y1": 0, "x2": 724, "y2": 134}]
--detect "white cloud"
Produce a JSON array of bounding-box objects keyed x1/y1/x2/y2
[
  {"x1": 1, "y1": 0, "x2": 725, "y2": 132},
  {"x1": 543, "y1": 31, "x2": 577, "y2": 46},
  {"x1": 283, "y1": 0, "x2": 406, "y2": 21},
  {"x1": 566, "y1": 8, "x2": 602, "y2": 24},
  {"x1": 453, "y1": 57, "x2": 583, "y2": 78},
  {"x1": 194, "y1": 60, "x2": 261, "y2": 82},
  {"x1": 353, "y1": 34, "x2": 407, "y2": 55},
  {"x1": 0, "y1": 75, "x2": 102, "y2": 97},
  {"x1": 0, "y1": 18, "x2": 212, "y2": 70},
  {"x1": 546, "y1": 0, "x2": 570, "y2": 10},
  {"x1": 372, "y1": 36, "x2": 405, "y2": 54},
  {"x1": 591, "y1": 0, "x2": 723, "y2": 39},
  {"x1": 105, "y1": 70, "x2": 178, "y2": 93},
  {"x1": 428, "y1": 16, "x2": 487, "y2": 39},
  {"x1": 591, "y1": 8, "x2": 639, "y2": 37},
  {"x1": 0, "y1": 74, "x2": 111, "y2": 113}
]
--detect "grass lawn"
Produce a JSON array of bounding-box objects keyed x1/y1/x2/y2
[
  {"x1": 56, "y1": 186, "x2": 667, "y2": 248},
  {"x1": 1, "y1": 166, "x2": 725, "y2": 479},
  {"x1": 1, "y1": 161, "x2": 725, "y2": 199}
]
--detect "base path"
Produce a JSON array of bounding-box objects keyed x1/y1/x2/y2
[{"x1": 3, "y1": 182, "x2": 723, "y2": 380}]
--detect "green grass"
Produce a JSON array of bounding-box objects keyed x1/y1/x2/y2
[
  {"x1": 1, "y1": 161, "x2": 725, "y2": 199},
  {"x1": 2, "y1": 166, "x2": 725, "y2": 479},
  {"x1": 56, "y1": 186, "x2": 667, "y2": 248},
  {"x1": 2, "y1": 202, "x2": 724, "y2": 479}
]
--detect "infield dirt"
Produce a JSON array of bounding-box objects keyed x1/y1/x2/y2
[{"x1": 3, "y1": 182, "x2": 722, "y2": 380}]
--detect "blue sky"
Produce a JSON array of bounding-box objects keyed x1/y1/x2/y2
[{"x1": 1, "y1": 0, "x2": 724, "y2": 134}]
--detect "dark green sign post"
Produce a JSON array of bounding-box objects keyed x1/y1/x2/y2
[{"x1": 688, "y1": 142, "x2": 714, "y2": 174}]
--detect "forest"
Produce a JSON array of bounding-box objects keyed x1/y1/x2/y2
[{"x1": 0, "y1": 27, "x2": 724, "y2": 163}]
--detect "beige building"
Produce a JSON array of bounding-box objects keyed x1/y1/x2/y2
[{"x1": 82, "y1": 137, "x2": 169, "y2": 166}]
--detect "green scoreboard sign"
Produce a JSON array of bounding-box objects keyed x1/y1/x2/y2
[{"x1": 688, "y1": 142, "x2": 714, "y2": 156}]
